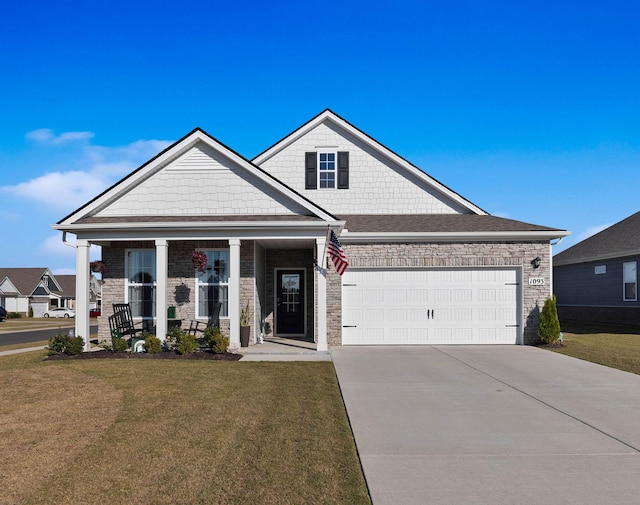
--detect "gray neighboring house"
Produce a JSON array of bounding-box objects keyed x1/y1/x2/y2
[
  {"x1": 54, "y1": 109, "x2": 569, "y2": 351},
  {"x1": 554, "y1": 211, "x2": 640, "y2": 324}
]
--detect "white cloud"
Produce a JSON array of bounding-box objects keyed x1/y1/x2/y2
[
  {"x1": 1, "y1": 135, "x2": 173, "y2": 211},
  {"x1": 42, "y1": 234, "x2": 77, "y2": 258},
  {"x1": 42, "y1": 234, "x2": 103, "y2": 267},
  {"x1": 26, "y1": 128, "x2": 95, "y2": 145},
  {"x1": 8, "y1": 171, "x2": 110, "y2": 210}
]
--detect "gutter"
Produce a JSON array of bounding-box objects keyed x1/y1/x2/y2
[{"x1": 341, "y1": 230, "x2": 571, "y2": 243}]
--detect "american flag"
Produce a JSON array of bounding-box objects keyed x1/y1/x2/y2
[{"x1": 327, "y1": 230, "x2": 349, "y2": 275}]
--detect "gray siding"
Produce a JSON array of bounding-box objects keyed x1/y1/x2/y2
[{"x1": 554, "y1": 255, "x2": 640, "y2": 307}]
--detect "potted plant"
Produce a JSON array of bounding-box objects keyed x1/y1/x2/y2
[
  {"x1": 240, "y1": 301, "x2": 251, "y2": 347},
  {"x1": 90, "y1": 260, "x2": 107, "y2": 273}
]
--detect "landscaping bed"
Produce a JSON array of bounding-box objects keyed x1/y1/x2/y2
[{"x1": 45, "y1": 349, "x2": 243, "y2": 360}]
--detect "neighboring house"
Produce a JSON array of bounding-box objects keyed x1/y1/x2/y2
[
  {"x1": 554, "y1": 211, "x2": 640, "y2": 325},
  {"x1": 54, "y1": 274, "x2": 102, "y2": 312},
  {"x1": 54, "y1": 275, "x2": 77, "y2": 310},
  {"x1": 0, "y1": 268, "x2": 66, "y2": 316},
  {"x1": 54, "y1": 110, "x2": 568, "y2": 351}
]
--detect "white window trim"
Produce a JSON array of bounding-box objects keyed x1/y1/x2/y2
[
  {"x1": 623, "y1": 261, "x2": 637, "y2": 302},
  {"x1": 124, "y1": 248, "x2": 156, "y2": 319},
  {"x1": 594, "y1": 265, "x2": 606, "y2": 275},
  {"x1": 317, "y1": 151, "x2": 337, "y2": 189},
  {"x1": 195, "y1": 248, "x2": 230, "y2": 319}
]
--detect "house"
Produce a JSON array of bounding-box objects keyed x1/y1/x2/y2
[
  {"x1": 53, "y1": 109, "x2": 568, "y2": 351},
  {"x1": 0, "y1": 268, "x2": 66, "y2": 316},
  {"x1": 55, "y1": 274, "x2": 102, "y2": 312},
  {"x1": 554, "y1": 211, "x2": 640, "y2": 325}
]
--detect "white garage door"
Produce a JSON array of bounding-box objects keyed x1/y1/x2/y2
[
  {"x1": 31, "y1": 302, "x2": 49, "y2": 318},
  {"x1": 342, "y1": 268, "x2": 521, "y2": 345}
]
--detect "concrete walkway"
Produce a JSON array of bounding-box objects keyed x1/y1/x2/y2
[
  {"x1": 331, "y1": 345, "x2": 640, "y2": 505},
  {"x1": 0, "y1": 345, "x2": 46, "y2": 356}
]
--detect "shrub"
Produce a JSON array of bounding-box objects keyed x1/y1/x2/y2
[
  {"x1": 144, "y1": 335, "x2": 162, "y2": 353},
  {"x1": 102, "y1": 335, "x2": 130, "y2": 352},
  {"x1": 112, "y1": 337, "x2": 129, "y2": 352},
  {"x1": 165, "y1": 326, "x2": 199, "y2": 354},
  {"x1": 46, "y1": 333, "x2": 85, "y2": 355},
  {"x1": 66, "y1": 335, "x2": 85, "y2": 355},
  {"x1": 7, "y1": 312, "x2": 22, "y2": 319},
  {"x1": 538, "y1": 296, "x2": 561, "y2": 344},
  {"x1": 164, "y1": 325, "x2": 184, "y2": 351},
  {"x1": 28, "y1": 306, "x2": 33, "y2": 318},
  {"x1": 177, "y1": 332, "x2": 198, "y2": 355},
  {"x1": 203, "y1": 326, "x2": 229, "y2": 354}
]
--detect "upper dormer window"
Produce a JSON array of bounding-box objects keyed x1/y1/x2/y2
[
  {"x1": 319, "y1": 152, "x2": 336, "y2": 188},
  {"x1": 305, "y1": 151, "x2": 349, "y2": 190}
]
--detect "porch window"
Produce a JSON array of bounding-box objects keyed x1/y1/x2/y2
[
  {"x1": 196, "y1": 250, "x2": 229, "y2": 318},
  {"x1": 126, "y1": 250, "x2": 156, "y2": 318}
]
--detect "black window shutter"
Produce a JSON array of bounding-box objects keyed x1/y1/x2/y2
[
  {"x1": 305, "y1": 152, "x2": 317, "y2": 189},
  {"x1": 337, "y1": 151, "x2": 349, "y2": 189}
]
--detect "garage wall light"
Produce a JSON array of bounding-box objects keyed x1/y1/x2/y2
[{"x1": 531, "y1": 256, "x2": 542, "y2": 269}]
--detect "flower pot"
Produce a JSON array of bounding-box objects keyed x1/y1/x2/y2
[{"x1": 240, "y1": 326, "x2": 250, "y2": 347}]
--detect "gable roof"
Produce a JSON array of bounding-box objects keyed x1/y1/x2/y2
[
  {"x1": 0, "y1": 268, "x2": 55, "y2": 296},
  {"x1": 54, "y1": 275, "x2": 76, "y2": 298},
  {"x1": 554, "y1": 211, "x2": 640, "y2": 266},
  {"x1": 56, "y1": 127, "x2": 340, "y2": 229},
  {"x1": 252, "y1": 109, "x2": 487, "y2": 216}
]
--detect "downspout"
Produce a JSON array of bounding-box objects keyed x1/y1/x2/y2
[{"x1": 62, "y1": 231, "x2": 76, "y2": 249}]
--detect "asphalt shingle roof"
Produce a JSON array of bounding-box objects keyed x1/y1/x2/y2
[
  {"x1": 554, "y1": 211, "x2": 640, "y2": 266},
  {"x1": 340, "y1": 214, "x2": 564, "y2": 233},
  {"x1": 0, "y1": 268, "x2": 49, "y2": 295}
]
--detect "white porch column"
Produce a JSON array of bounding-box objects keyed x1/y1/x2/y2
[
  {"x1": 155, "y1": 239, "x2": 168, "y2": 342},
  {"x1": 316, "y1": 237, "x2": 328, "y2": 352},
  {"x1": 75, "y1": 239, "x2": 91, "y2": 351},
  {"x1": 229, "y1": 239, "x2": 241, "y2": 349}
]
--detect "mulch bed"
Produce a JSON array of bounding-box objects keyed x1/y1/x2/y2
[{"x1": 45, "y1": 350, "x2": 243, "y2": 361}]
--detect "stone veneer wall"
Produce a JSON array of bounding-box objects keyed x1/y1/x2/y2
[
  {"x1": 98, "y1": 240, "x2": 250, "y2": 342},
  {"x1": 325, "y1": 241, "x2": 551, "y2": 346}
]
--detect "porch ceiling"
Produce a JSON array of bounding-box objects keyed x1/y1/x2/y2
[{"x1": 257, "y1": 238, "x2": 316, "y2": 249}]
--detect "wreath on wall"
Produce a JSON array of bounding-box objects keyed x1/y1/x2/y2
[{"x1": 192, "y1": 251, "x2": 208, "y2": 273}]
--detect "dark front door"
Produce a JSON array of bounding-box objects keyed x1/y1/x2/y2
[{"x1": 276, "y1": 270, "x2": 305, "y2": 335}]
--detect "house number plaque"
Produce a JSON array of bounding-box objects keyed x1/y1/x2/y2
[{"x1": 528, "y1": 277, "x2": 545, "y2": 286}]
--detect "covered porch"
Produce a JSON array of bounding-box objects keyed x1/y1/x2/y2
[{"x1": 70, "y1": 226, "x2": 335, "y2": 353}]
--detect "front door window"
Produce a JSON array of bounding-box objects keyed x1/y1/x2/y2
[{"x1": 276, "y1": 270, "x2": 305, "y2": 335}]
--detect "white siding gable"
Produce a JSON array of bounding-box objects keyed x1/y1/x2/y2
[
  {"x1": 257, "y1": 121, "x2": 470, "y2": 215},
  {"x1": 96, "y1": 142, "x2": 310, "y2": 217}
]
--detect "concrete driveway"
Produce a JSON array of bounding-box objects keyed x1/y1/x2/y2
[{"x1": 331, "y1": 346, "x2": 640, "y2": 505}]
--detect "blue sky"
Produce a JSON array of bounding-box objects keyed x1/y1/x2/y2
[{"x1": 1, "y1": 1, "x2": 639, "y2": 273}]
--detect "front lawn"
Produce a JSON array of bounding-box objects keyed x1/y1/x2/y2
[
  {"x1": 0, "y1": 352, "x2": 370, "y2": 505},
  {"x1": 547, "y1": 321, "x2": 640, "y2": 375}
]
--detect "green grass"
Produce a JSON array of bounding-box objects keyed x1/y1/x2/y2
[
  {"x1": 0, "y1": 340, "x2": 49, "y2": 352},
  {"x1": 0, "y1": 352, "x2": 371, "y2": 505},
  {"x1": 547, "y1": 321, "x2": 640, "y2": 375}
]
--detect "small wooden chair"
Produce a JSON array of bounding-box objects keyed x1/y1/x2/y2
[
  {"x1": 108, "y1": 303, "x2": 146, "y2": 339},
  {"x1": 188, "y1": 302, "x2": 222, "y2": 335}
]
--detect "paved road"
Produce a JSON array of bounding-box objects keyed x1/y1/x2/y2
[
  {"x1": 0, "y1": 325, "x2": 98, "y2": 346},
  {"x1": 332, "y1": 345, "x2": 640, "y2": 505}
]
